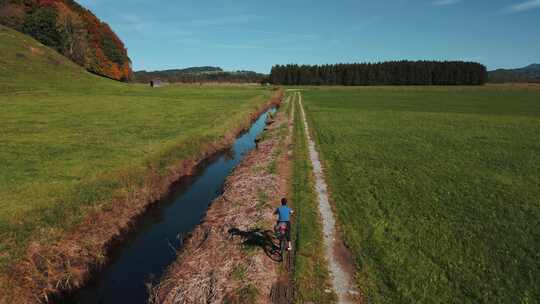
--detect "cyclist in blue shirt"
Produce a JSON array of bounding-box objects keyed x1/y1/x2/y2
[{"x1": 274, "y1": 198, "x2": 294, "y2": 250}]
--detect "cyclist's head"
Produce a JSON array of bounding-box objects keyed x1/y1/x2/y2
[{"x1": 281, "y1": 198, "x2": 288, "y2": 205}]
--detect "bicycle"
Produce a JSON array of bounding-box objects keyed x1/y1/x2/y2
[{"x1": 275, "y1": 222, "x2": 289, "y2": 261}]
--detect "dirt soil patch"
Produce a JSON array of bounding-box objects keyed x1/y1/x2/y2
[{"x1": 152, "y1": 102, "x2": 293, "y2": 304}]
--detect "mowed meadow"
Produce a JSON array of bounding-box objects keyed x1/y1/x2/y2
[
  {"x1": 0, "y1": 25, "x2": 275, "y2": 275},
  {"x1": 301, "y1": 86, "x2": 540, "y2": 303}
]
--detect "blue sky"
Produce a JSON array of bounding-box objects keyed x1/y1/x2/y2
[{"x1": 77, "y1": 0, "x2": 540, "y2": 73}]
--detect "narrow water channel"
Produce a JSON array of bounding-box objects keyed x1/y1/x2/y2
[{"x1": 64, "y1": 108, "x2": 276, "y2": 304}]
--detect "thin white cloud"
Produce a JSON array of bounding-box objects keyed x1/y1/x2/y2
[
  {"x1": 216, "y1": 44, "x2": 312, "y2": 52},
  {"x1": 350, "y1": 16, "x2": 380, "y2": 31},
  {"x1": 174, "y1": 37, "x2": 202, "y2": 46},
  {"x1": 184, "y1": 14, "x2": 262, "y2": 27},
  {"x1": 118, "y1": 13, "x2": 141, "y2": 24},
  {"x1": 506, "y1": 0, "x2": 540, "y2": 13},
  {"x1": 216, "y1": 44, "x2": 264, "y2": 50},
  {"x1": 431, "y1": 0, "x2": 461, "y2": 6}
]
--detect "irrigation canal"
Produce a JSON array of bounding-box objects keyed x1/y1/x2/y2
[{"x1": 62, "y1": 108, "x2": 276, "y2": 304}]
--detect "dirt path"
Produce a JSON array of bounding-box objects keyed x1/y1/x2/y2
[
  {"x1": 270, "y1": 95, "x2": 296, "y2": 304},
  {"x1": 297, "y1": 93, "x2": 360, "y2": 303}
]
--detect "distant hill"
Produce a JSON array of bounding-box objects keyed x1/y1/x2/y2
[
  {"x1": 134, "y1": 67, "x2": 266, "y2": 84},
  {"x1": 0, "y1": 0, "x2": 132, "y2": 81},
  {"x1": 488, "y1": 64, "x2": 540, "y2": 83},
  {"x1": 0, "y1": 24, "x2": 127, "y2": 92},
  {"x1": 176, "y1": 66, "x2": 223, "y2": 73}
]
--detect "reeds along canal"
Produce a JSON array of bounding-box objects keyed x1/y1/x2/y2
[{"x1": 60, "y1": 107, "x2": 277, "y2": 304}]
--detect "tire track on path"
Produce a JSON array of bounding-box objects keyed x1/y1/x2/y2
[{"x1": 297, "y1": 92, "x2": 360, "y2": 304}]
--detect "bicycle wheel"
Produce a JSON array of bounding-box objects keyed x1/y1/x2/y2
[{"x1": 280, "y1": 237, "x2": 286, "y2": 262}]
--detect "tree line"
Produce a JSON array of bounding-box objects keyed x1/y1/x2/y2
[
  {"x1": 269, "y1": 61, "x2": 487, "y2": 85},
  {"x1": 134, "y1": 69, "x2": 266, "y2": 84}
]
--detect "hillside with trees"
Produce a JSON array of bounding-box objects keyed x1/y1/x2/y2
[
  {"x1": 488, "y1": 64, "x2": 540, "y2": 83},
  {"x1": 134, "y1": 67, "x2": 266, "y2": 84},
  {"x1": 269, "y1": 61, "x2": 487, "y2": 85},
  {"x1": 0, "y1": 0, "x2": 132, "y2": 81}
]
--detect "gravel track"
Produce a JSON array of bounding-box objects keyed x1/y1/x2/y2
[{"x1": 297, "y1": 92, "x2": 359, "y2": 304}]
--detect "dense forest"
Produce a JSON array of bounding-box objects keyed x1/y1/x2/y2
[
  {"x1": 269, "y1": 61, "x2": 487, "y2": 85},
  {"x1": 488, "y1": 64, "x2": 540, "y2": 83},
  {"x1": 134, "y1": 67, "x2": 266, "y2": 84},
  {"x1": 0, "y1": 0, "x2": 132, "y2": 81}
]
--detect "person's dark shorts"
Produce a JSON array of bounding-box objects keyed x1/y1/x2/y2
[{"x1": 276, "y1": 221, "x2": 291, "y2": 241}]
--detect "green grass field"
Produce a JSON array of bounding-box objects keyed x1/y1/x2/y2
[
  {"x1": 0, "y1": 25, "x2": 274, "y2": 272},
  {"x1": 301, "y1": 86, "x2": 540, "y2": 303},
  {"x1": 288, "y1": 92, "x2": 336, "y2": 303}
]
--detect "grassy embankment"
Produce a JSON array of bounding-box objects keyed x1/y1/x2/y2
[
  {"x1": 289, "y1": 92, "x2": 335, "y2": 303},
  {"x1": 301, "y1": 86, "x2": 540, "y2": 303},
  {"x1": 0, "y1": 24, "x2": 275, "y2": 284}
]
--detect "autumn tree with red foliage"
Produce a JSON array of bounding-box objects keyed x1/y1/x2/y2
[
  {"x1": 0, "y1": 0, "x2": 133, "y2": 81},
  {"x1": 38, "y1": 0, "x2": 56, "y2": 6}
]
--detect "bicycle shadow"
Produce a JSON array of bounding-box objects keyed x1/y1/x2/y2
[{"x1": 228, "y1": 227, "x2": 283, "y2": 262}]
